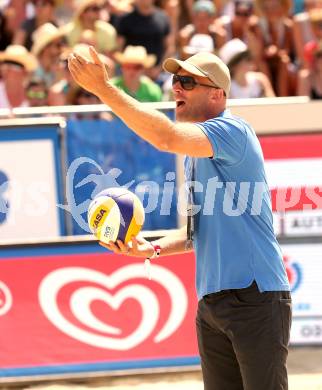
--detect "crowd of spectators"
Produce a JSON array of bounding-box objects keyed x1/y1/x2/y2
[{"x1": 0, "y1": 0, "x2": 322, "y2": 109}]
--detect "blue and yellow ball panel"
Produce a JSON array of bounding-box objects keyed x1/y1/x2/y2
[{"x1": 87, "y1": 187, "x2": 145, "y2": 244}]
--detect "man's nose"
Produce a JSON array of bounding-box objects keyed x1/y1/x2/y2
[{"x1": 172, "y1": 79, "x2": 183, "y2": 92}]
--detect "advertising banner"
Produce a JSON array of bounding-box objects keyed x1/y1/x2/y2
[
  {"x1": 66, "y1": 116, "x2": 177, "y2": 235},
  {"x1": 281, "y1": 242, "x2": 322, "y2": 345},
  {"x1": 0, "y1": 239, "x2": 321, "y2": 379},
  {"x1": 260, "y1": 133, "x2": 322, "y2": 237},
  {"x1": 0, "y1": 242, "x2": 198, "y2": 378}
]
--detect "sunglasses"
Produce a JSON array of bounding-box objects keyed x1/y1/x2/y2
[
  {"x1": 172, "y1": 74, "x2": 220, "y2": 91},
  {"x1": 27, "y1": 90, "x2": 47, "y2": 99},
  {"x1": 122, "y1": 63, "x2": 144, "y2": 70},
  {"x1": 85, "y1": 5, "x2": 101, "y2": 12}
]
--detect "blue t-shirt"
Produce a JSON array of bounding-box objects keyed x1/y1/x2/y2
[{"x1": 185, "y1": 109, "x2": 290, "y2": 300}]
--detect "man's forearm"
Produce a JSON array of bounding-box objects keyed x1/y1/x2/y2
[
  {"x1": 96, "y1": 81, "x2": 175, "y2": 150},
  {"x1": 148, "y1": 226, "x2": 193, "y2": 257}
]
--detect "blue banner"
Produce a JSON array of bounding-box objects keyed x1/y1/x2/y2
[{"x1": 65, "y1": 113, "x2": 178, "y2": 234}]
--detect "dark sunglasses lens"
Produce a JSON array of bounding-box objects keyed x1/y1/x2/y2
[{"x1": 172, "y1": 75, "x2": 195, "y2": 90}]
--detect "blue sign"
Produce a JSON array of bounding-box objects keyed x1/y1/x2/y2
[{"x1": 65, "y1": 114, "x2": 178, "y2": 235}]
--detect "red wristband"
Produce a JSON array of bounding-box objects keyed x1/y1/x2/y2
[{"x1": 147, "y1": 243, "x2": 161, "y2": 260}]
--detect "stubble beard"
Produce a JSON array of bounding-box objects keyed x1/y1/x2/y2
[{"x1": 175, "y1": 103, "x2": 212, "y2": 123}]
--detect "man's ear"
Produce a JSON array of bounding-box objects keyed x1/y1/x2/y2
[{"x1": 210, "y1": 88, "x2": 225, "y2": 101}]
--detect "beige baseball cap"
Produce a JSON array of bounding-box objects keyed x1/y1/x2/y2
[{"x1": 163, "y1": 52, "x2": 231, "y2": 97}]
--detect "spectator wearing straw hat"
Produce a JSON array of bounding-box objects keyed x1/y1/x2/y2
[
  {"x1": 31, "y1": 22, "x2": 66, "y2": 87},
  {"x1": 60, "y1": 0, "x2": 117, "y2": 56},
  {"x1": 111, "y1": 46, "x2": 162, "y2": 102},
  {"x1": 0, "y1": 44, "x2": 37, "y2": 108}
]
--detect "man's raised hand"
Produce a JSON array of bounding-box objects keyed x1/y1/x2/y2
[{"x1": 67, "y1": 45, "x2": 109, "y2": 96}]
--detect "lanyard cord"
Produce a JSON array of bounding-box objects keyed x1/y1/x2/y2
[{"x1": 186, "y1": 157, "x2": 195, "y2": 250}]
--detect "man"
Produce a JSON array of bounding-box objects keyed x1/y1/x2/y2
[
  {"x1": 31, "y1": 22, "x2": 66, "y2": 87},
  {"x1": 68, "y1": 47, "x2": 292, "y2": 390},
  {"x1": 116, "y1": 0, "x2": 173, "y2": 80},
  {"x1": 111, "y1": 45, "x2": 163, "y2": 102},
  {"x1": 0, "y1": 44, "x2": 37, "y2": 108}
]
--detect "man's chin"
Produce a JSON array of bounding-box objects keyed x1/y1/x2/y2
[{"x1": 175, "y1": 110, "x2": 190, "y2": 122}]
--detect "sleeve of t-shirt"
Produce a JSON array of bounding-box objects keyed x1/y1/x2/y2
[{"x1": 196, "y1": 117, "x2": 248, "y2": 165}]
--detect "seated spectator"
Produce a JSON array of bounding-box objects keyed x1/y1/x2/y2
[
  {"x1": 111, "y1": 45, "x2": 163, "y2": 102},
  {"x1": 219, "y1": 38, "x2": 275, "y2": 98},
  {"x1": 26, "y1": 77, "x2": 49, "y2": 106},
  {"x1": 116, "y1": 0, "x2": 173, "y2": 80},
  {"x1": 49, "y1": 43, "x2": 111, "y2": 105},
  {"x1": 13, "y1": 0, "x2": 58, "y2": 50},
  {"x1": 0, "y1": 45, "x2": 37, "y2": 108},
  {"x1": 297, "y1": 39, "x2": 322, "y2": 98},
  {"x1": 178, "y1": 0, "x2": 226, "y2": 59},
  {"x1": 252, "y1": 0, "x2": 297, "y2": 96},
  {"x1": 31, "y1": 23, "x2": 66, "y2": 87},
  {"x1": 60, "y1": 0, "x2": 117, "y2": 56}
]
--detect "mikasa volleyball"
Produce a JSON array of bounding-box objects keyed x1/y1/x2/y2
[{"x1": 88, "y1": 188, "x2": 145, "y2": 244}]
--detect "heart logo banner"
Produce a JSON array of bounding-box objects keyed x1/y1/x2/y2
[{"x1": 0, "y1": 241, "x2": 199, "y2": 378}]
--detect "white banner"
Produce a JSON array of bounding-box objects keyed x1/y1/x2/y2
[
  {"x1": 281, "y1": 243, "x2": 322, "y2": 344},
  {"x1": 0, "y1": 139, "x2": 60, "y2": 239},
  {"x1": 290, "y1": 319, "x2": 322, "y2": 345}
]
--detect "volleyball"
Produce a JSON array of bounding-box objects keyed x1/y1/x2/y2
[{"x1": 87, "y1": 187, "x2": 145, "y2": 244}]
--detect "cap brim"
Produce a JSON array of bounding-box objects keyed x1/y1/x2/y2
[{"x1": 163, "y1": 58, "x2": 207, "y2": 77}]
